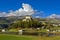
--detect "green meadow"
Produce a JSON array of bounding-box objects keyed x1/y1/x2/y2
[{"x1": 0, "y1": 34, "x2": 60, "y2": 40}]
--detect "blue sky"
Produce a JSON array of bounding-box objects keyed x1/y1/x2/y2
[{"x1": 0, "y1": 0, "x2": 60, "y2": 18}]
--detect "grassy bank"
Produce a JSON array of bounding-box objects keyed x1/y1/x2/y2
[{"x1": 0, "y1": 34, "x2": 60, "y2": 40}]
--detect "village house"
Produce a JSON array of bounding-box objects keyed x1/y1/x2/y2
[{"x1": 52, "y1": 23, "x2": 60, "y2": 27}]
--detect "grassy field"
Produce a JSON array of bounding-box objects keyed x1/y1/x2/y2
[{"x1": 0, "y1": 34, "x2": 60, "y2": 40}]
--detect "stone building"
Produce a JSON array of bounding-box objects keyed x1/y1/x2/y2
[{"x1": 22, "y1": 15, "x2": 32, "y2": 22}]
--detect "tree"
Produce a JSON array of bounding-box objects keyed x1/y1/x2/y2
[
  {"x1": 22, "y1": 21, "x2": 29, "y2": 28},
  {"x1": 29, "y1": 20, "x2": 33, "y2": 28},
  {"x1": 10, "y1": 21, "x2": 22, "y2": 29}
]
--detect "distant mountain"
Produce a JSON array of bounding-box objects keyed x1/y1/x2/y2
[
  {"x1": 0, "y1": 16, "x2": 28, "y2": 24},
  {"x1": 0, "y1": 16, "x2": 22, "y2": 24},
  {"x1": 0, "y1": 14, "x2": 60, "y2": 24},
  {"x1": 47, "y1": 14, "x2": 60, "y2": 20}
]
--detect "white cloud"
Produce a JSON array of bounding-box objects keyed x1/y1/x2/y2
[
  {"x1": 33, "y1": 11, "x2": 44, "y2": 18},
  {"x1": 0, "y1": 12, "x2": 7, "y2": 17},
  {"x1": 0, "y1": 3, "x2": 35, "y2": 17},
  {"x1": 47, "y1": 14, "x2": 60, "y2": 18},
  {"x1": 35, "y1": 16, "x2": 40, "y2": 18}
]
